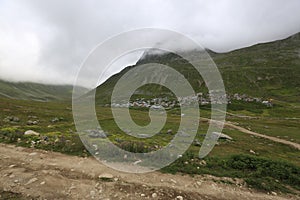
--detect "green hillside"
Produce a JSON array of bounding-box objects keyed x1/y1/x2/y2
[
  {"x1": 213, "y1": 33, "x2": 300, "y2": 102},
  {"x1": 96, "y1": 32, "x2": 300, "y2": 103},
  {"x1": 0, "y1": 80, "x2": 78, "y2": 101}
]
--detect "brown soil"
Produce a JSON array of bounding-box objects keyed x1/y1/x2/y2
[{"x1": 0, "y1": 143, "x2": 298, "y2": 200}]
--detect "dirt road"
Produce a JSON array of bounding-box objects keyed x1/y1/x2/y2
[
  {"x1": 200, "y1": 117, "x2": 300, "y2": 150},
  {"x1": 0, "y1": 143, "x2": 298, "y2": 200},
  {"x1": 224, "y1": 121, "x2": 300, "y2": 150}
]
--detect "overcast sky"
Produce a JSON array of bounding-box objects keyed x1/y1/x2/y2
[{"x1": 0, "y1": 0, "x2": 300, "y2": 86}]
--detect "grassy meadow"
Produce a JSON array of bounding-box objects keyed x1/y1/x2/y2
[{"x1": 0, "y1": 96, "x2": 300, "y2": 194}]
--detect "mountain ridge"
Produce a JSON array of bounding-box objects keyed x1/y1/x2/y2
[{"x1": 95, "y1": 32, "x2": 300, "y2": 103}]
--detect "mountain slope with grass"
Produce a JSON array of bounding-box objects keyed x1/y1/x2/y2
[
  {"x1": 0, "y1": 79, "x2": 79, "y2": 101},
  {"x1": 96, "y1": 32, "x2": 300, "y2": 103}
]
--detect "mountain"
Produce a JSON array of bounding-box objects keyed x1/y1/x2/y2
[
  {"x1": 0, "y1": 80, "x2": 77, "y2": 101},
  {"x1": 96, "y1": 32, "x2": 300, "y2": 103}
]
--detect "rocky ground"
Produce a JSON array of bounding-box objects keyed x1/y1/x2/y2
[{"x1": 0, "y1": 143, "x2": 298, "y2": 200}]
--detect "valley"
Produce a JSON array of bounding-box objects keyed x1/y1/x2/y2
[{"x1": 0, "y1": 32, "x2": 300, "y2": 199}]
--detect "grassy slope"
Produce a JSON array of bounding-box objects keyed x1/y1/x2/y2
[
  {"x1": 96, "y1": 32, "x2": 300, "y2": 103},
  {"x1": 213, "y1": 33, "x2": 300, "y2": 102},
  {"x1": 0, "y1": 80, "x2": 78, "y2": 101},
  {"x1": 0, "y1": 97, "x2": 300, "y2": 194}
]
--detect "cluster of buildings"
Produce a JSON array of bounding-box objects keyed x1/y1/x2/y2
[
  {"x1": 109, "y1": 92, "x2": 273, "y2": 109},
  {"x1": 110, "y1": 97, "x2": 176, "y2": 109},
  {"x1": 229, "y1": 93, "x2": 273, "y2": 107}
]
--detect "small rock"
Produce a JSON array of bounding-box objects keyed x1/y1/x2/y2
[
  {"x1": 170, "y1": 179, "x2": 177, "y2": 184},
  {"x1": 69, "y1": 185, "x2": 76, "y2": 190},
  {"x1": 87, "y1": 129, "x2": 106, "y2": 138},
  {"x1": 2, "y1": 117, "x2": 11, "y2": 123},
  {"x1": 27, "y1": 120, "x2": 35, "y2": 125},
  {"x1": 28, "y1": 152, "x2": 38, "y2": 156},
  {"x1": 92, "y1": 144, "x2": 98, "y2": 151},
  {"x1": 271, "y1": 191, "x2": 277, "y2": 196},
  {"x1": 98, "y1": 173, "x2": 114, "y2": 179},
  {"x1": 141, "y1": 193, "x2": 146, "y2": 197},
  {"x1": 211, "y1": 132, "x2": 233, "y2": 140},
  {"x1": 152, "y1": 193, "x2": 158, "y2": 198},
  {"x1": 196, "y1": 181, "x2": 202, "y2": 186},
  {"x1": 199, "y1": 160, "x2": 207, "y2": 166},
  {"x1": 51, "y1": 117, "x2": 60, "y2": 123},
  {"x1": 25, "y1": 177, "x2": 38, "y2": 185},
  {"x1": 167, "y1": 129, "x2": 173, "y2": 134},
  {"x1": 40, "y1": 181, "x2": 45, "y2": 185},
  {"x1": 16, "y1": 147, "x2": 24, "y2": 151},
  {"x1": 249, "y1": 149, "x2": 256, "y2": 154},
  {"x1": 28, "y1": 115, "x2": 38, "y2": 119},
  {"x1": 133, "y1": 160, "x2": 142, "y2": 165},
  {"x1": 175, "y1": 196, "x2": 183, "y2": 200},
  {"x1": 14, "y1": 179, "x2": 19, "y2": 183},
  {"x1": 24, "y1": 130, "x2": 40, "y2": 136},
  {"x1": 90, "y1": 190, "x2": 96, "y2": 197},
  {"x1": 12, "y1": 116, "x2": 20, "y2": 122},
  {"x1": 42, "y1": 136, "x2": 49, "y2": 141},
  {"x1": 9, "y1": 165, "x2": 16, "y2": 168},
  {"x1": 9, "y1": 174, "x2": 15, "y2": 178},
  {"x1": 193, "y1": 139, "x2": 202, "y2": 146}
]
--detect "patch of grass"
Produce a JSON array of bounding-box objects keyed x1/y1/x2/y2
[
  {"x1": 1, "y1": 97, "x2": 300, "y2": 194},
  {"x1": 0, "y1": 190, "x2": 29, "y2": 200},
  {"x1": 161, "y1": 154, "x2": 300, "y2": 193},
  {"x1": 99, "y1": 177, "x2": 113, "y2": 182}
]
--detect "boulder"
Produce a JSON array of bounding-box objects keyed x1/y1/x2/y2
[
  {"x1": 115, "y1": 138, "x2": 124, "y2": 143},
  {"x1": 3, "y1": 116, "x2": 20, "y2": 123},
  {"x1": 24, "y1": 130, "x2": 40, "y2": 136},
  {"x1": 87, "y1": 130, "x2": 106, "y2": 138},
  {"x1": 12, "y1": 116, "x2": 20, "y2": 122},
  {"x1": 51, "y1": 117, "x2": 59, "y2": 123},
  {"x1": 27, "y1": 120, "x2": 39, "y2": 125},
  {"x1": 219, "y1": 133, "x2": 233, "y2": 140},
  {"x1": 211, "y1": 132, "x2": 233, "y2": 140},
  {"x1": 193, "y1": 139, "x2": 202, "y2": 146}
]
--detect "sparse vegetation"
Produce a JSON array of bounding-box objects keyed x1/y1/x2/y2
[
  {"x1": 0, "y1": 33, "x2": 300, "y2": 196},
  {"x1": 162, "y1": 154, "x2": 300, "y2": 193}
]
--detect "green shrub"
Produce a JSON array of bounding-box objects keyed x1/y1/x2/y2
[{"x1": 161, "y1": 153, "x2": 300, "y2": 193}]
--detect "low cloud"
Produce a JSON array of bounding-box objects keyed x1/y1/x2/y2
[{"x1": 0, "y1": 0, "x2": 299, "y2": 87}]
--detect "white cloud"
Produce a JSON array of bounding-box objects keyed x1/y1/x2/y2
[{"x1": 0, "y1": 0, "x2": 299, "y2": 86}]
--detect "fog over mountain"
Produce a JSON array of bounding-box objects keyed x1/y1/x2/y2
[{"x1": 0, "y1": 0, "x2": 300, "y2": 87}]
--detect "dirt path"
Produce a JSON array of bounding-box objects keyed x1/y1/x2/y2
[
  {"x1": 225, "y1": 121, "x2": 300, "y2": 150},
  {"x1": 200, "y1": 118, "x2": 300, "y2": 151},
  {"x1": 0, "y1": 143, "x2": 298, "y2": 200}
]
